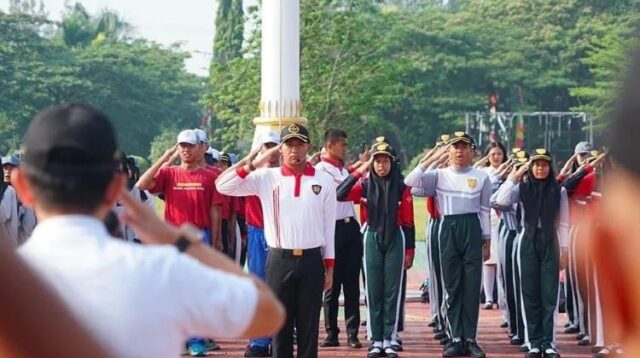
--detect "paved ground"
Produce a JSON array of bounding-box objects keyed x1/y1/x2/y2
[{"x1": 207, "y1": 300, "x2": 592, "y2": 357}]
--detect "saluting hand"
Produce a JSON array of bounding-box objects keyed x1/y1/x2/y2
[
  {"x1": 251, "y1": 144, "x2": 281, "y2": 169},
  {"x1": 474, "y1": 154, "x2": 491, "y2": 168},
  {"x1": 560, "y1": 153, "x2": 578, "y2": 177},
  {"x1": 359, "y1": 147, "x2": 372, "y2": 163},
  {"x1": 508, "y1": 162, "x2": 529, "y2": 182},
  {"x1": 118, "y1": 191, "x2": 180, "y2": 245},
  {"x1": 308, "y1": 151, "x2": 322, "y2": 165},
  {"x1": 162, "y1": 145, "x2": 178, "y2": 162}
]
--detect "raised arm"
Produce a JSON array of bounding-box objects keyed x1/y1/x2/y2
[
  {"x1": 558, "y1": 187, "x2": 570, "y2": 249},
  {"x1": 137, "y1": 145, "x2": 177, "y2": 191},
  {"x1": 480, "y1": 176, "x2": 492, "y2": 241}
]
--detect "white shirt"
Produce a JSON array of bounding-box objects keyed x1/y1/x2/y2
[
  {"x1": 115, "y1": 186, "x2": 156, "y2": 242},
  {"x1": 217, "y1": 164, "x2": 336, "y2": 262},
  {"x1": 19, "y1": 215, "x2": 258, "y2": 358},
  {"x1": 315, "y1": 158, "x2": 356, "y2": 220}
]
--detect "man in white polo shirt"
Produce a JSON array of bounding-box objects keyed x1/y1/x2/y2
[
  {"x1": 217, "y1": 123, "x2": 336, "y2": 358},
  {"x1": 14, "y1": 104, "x2": 284, "y2": 358}
]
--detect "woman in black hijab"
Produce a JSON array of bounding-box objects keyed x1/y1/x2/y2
[
  {"x1": 493, "y1": 149, "x2": 569, "y2": 358},
  {"x1": 337, "y1": 139, "x2": 415, "y2": 358}
]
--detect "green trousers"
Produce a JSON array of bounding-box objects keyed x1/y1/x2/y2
[
  {"x1": 364, "y1": 228, "x2": 404, "y2": 342},
  {"x1": 519, "y1": 228, "x2": 560, "y2": 350},
  {"x1": 439, "y1": 213, "x2": 483, "y2": 340}
]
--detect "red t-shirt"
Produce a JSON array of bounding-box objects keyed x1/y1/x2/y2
[
  {"x1": 149, "y1": 166, "x2": 222, "y2": 229},
  {"x1": 245, "y1": 195, "x2": 264, "y2": 228}
]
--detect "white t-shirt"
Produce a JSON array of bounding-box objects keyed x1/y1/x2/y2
[{"x1": 19, "y1": 215, "x2": 258, "y2": 358}]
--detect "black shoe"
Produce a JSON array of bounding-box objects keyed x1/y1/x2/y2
[
  {"x1": 592, "y1": 346, "x2": 605, "y2": 354},
  {"x1": 578, "y1": 338, "x2": 591, "y2": 346},
  {"x1": 204, "y1": 339, "x2": 221, "y2": 351},
  {"x1": 385, "y1": 347, "x2": 399, "y2": 358},
  {"x1": 500, "y1": 321, "x2": 509, "y2": 328},
  {"x1": 442, "y1": 341, "x2": 465, "y2": 357},
  {"x1": 482, "y1": 302, "x2": 494, "y2": 310},
  {"x1": 511, "y1": 337, "x2": 524, "y2": 345},
  {"x1": 520, "y1": 344, "x2": 530, "y2": 352},
  {"x1": 465, "y1": 340, "x2": 486, "y2": 358},
  {"x1": 577, "y1": 333, "x2": 587, "y2": 341},
  {"x1": 347, "y1": 335, "x2": 362, "y2": 349},
  {"x1": 525, "y1": 348, "x2": 542, "y2": 358},
  {"x1": 564, "y1": 326, "x2": 580, "y2": 334},
  {"x1": 434, "y1": 327, "x2": 443, "y2": 334},
  {"x1": 367, "y1": 346, "x2": 384, "y2": 358},
  {"x1": 320, "y1": 335, "x2": 339, "y2": 347},
  {"x1": 564, "y1": 322, "x2": 571, "y2": 328},
  {"x1": 361, "y1": 320, "x2": 367, "y2": 327},
  {"x1": 434, "y1": 332, "x2": 448, "y2": 340},
  {"x1": 543, "y1": 348, "x2": 561, "y2": 358},
  {"x1": 244, "y1": 345, "x2": 271, "y2": 357},
  {"x1": 440, "y1": 337, "x2": 451, "y2": 346},
  {"x1": 396, "y1": 336, "x2": 403, "y2": 346},
  {"x1": 391, "y1": 344, "x2": 403, "y2": 352},
  {"x1": 429, "y1": 319, "x2": 438, "y2": 327}
]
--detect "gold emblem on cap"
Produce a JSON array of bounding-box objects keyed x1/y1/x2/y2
[
  {"x1": 518, "y1": 157, "x2": 528, "y2": 163},
  {"x1": 467, "y1": 178, "x2": 478, "y2": 189},
  {"x1": 375, "y1": 136, "x2": 385, "y2": 143},
  {"x1": 516, "y1": 151, "x2": 527, "y2": 158},
  {"x1": 535, "y1": 148, "x2": 546, "y2": 155},
  {"x1": 288, "y1": 124, "x2": 300, "y2": 134},
  {"x1": 590, "y1": 150, "x2": 599, "y2": 157},
  {"x1": 440, "y1": 134, "x2": 450, "y2": 142},
  {"x1": 376, "y1": 143, "x2": 389, "y2": 151},
  {"x1": 454, "y1": 131, "x2": 465, "y2": 137},
  {"x1": 512, "y1": 147, "x2": 522, "y2": 153}
]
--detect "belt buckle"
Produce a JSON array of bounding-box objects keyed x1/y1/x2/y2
[
  {"x1": 293, "y1": 249, "x2": 303, "y2": 256},
  {"x1": 344, "y1": 217, "x2": 351, "y2": 224}
]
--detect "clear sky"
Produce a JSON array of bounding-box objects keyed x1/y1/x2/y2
[{"x1": 0, "y1": 0, "x2": 220, "y2": 76}]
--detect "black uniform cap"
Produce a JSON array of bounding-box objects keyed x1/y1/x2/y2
[
  {"x1": 449, "y1": 131, "x2": 476, "y2": 148},
  {"x1": 280, "y1": 123, "x2": 310, "y2": 144},
  {"x1": 22, "y1": 104, "x2": 121, "y2": 176}
]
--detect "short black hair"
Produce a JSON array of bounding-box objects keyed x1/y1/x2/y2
[
  {"x1": 22, "y1": 104, "x2": 120, "y2": 214},
  {"x1": 611, "y1": 45, "x2": 640, "y2": 179},
  {"x1": 324, "y1": 128, "x2": 348, "y2": 145}
]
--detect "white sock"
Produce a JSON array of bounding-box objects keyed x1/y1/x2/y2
[
  {"x1": 373, "y1": 341, "x2": 383, "y2": 348},
  {"x1": 383, "y1": 339, "x2": 391, "y2": 348},
  {"x1": 483, "y1": 265, "x2": 496, "y2": 302}
]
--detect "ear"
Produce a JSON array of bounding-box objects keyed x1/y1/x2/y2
[
  {"x1": 11, "y1": 168, "x2": 35, "y2": 208},
  {"x1": 104, "y1": 173, "x2": 126, "y2": 208}
]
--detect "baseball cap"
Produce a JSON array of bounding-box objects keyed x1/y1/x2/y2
[
  {"x1": 1, "y1": 156, "x2": 21, "y2": 167},
  {"x1": 280, "y1": 123, "x2": 310, "y2": 144},
  {"x1": 177, "y1": 130, "x2": 198, "y2": 145},
  {"x1": 219, "y1": 151, "x2": 231, "y2": 164},
  {"x1": 259, "y1": 131, "x2": 280, "y2": 146},
  {"x1": 530, "y1": 148, "x2": 553, "y2": 162},
  {"x1": 22, "y1": 104, "x2": 121, "y2": 176},
  {"x1": 194, "y1": 128, "x2": 208, "y2": 144},
  {"x1": 206, "y1": 147, "x2": 220, "y2": 161},
  {"x1": 448, "y1": 131, "x2": 476, "y2": 148},
  {"x1": 574, "y1": 141, "x2": 592, "y2": 155}
]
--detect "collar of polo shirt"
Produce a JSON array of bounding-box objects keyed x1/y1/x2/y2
[
  {"x1": 321, "y1": 156, "x2": 343, "y2": 169},
  {"x1": 281, "y1": 163, "x2": 316, "y2": 197}
]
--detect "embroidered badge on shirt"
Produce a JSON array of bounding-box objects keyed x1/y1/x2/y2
[
  {"x1": 312, "y1": 184, "x2": 322, "y2": 195},
  {"x1": 467, "y1": 178, "x2": 478, "y2": 189}
]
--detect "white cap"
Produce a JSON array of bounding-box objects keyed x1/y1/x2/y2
[
  {"x1": 194, "y1": 128, "x2": 208, "y2": 144},
  {"x1": 206, "y1": 147, "x2": 220, "y2": 161},
  {"x1": 259, "y1": 131, "x2": 280, "y2": 146},
  {"x1": 177, "y1": 129, "x2": 198, "y2": 145}
]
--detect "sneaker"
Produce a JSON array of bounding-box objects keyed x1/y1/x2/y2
[
  {"x1": 525, "y1": 348, "x2": 542, "y2": 358},
  {"x1": 520, "y1": 343, "x2": 530, "y2": 352},
  {"x1": 482, "y1": 301, "x2": 494, "y2": 310},
  {"x1": 442, "y1": 340, "x2": 465, "y2": 357},
  {"x1": 187, "y1": 340, "x2": 207, "y2": 357},
  {"x1": 578, "y1": 337, "x2": 591, "y2": 346},
  {"x1": 465, "y1": 340, "x2": 486, "y2": 358},
  {"x1": 384, "y1": 346, "x2": 399, "y2": 358},
  {"x1": 204, "y1": 338, "x2": 220, "y2": 351},
  {"x1": 367, "y1": 346, "x2": 384, "y2": 358},
  {"x1": 244, "y1": 345, "x2": 271, "y2": 357},
  {"x1": 544, "y1": 347, "x2": 561, "y2": 358}
]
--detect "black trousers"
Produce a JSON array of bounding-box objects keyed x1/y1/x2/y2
[
  {"x1": 503, "y1": 229, "x2": 518, "y2": 336},
  {"x1": 238, "y1": 217, "x2": 248, "y2": 267},
  {"x1": 221, "y1": 219, "x2": 235, "y2": 260},
  {"x1": 267, "y1": 247, "x2": 325, "y2": 358},
  {"x1": 397, "y1": 269, "x2": 407, "y2": 332},
  {"x1": 323, "y1": 219, "x2": 362, "y2": 338}
]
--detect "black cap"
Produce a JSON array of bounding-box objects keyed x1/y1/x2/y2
[
  {"x1": 219, "y1": 151, "x2": 231, "y2": 164},
  {"x1": 449, "y1": 131, "x2": 476, "y2": 148},
  {"x1": 530, "y1": 148, "x2": 552, "y2": 162},
  {"x1": 23, "y1": 104, "x2": 121, "y2": 176},
  {"x1": 370, "y1": 140, "x2": 394, "y2": 158},
  {"x1": 280, "y1": 123, "x2": 310, "y2": 143}
]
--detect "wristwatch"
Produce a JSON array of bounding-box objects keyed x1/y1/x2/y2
[{"x1": 173, "y1": 224, "x2": 203, "y2": 253}]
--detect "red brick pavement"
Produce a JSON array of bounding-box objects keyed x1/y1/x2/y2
[{"x1": 207, "y1": 301, "x2": 592, "y2": 358}]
